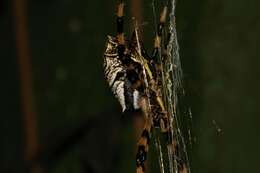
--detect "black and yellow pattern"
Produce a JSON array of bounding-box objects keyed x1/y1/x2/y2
[{"x1": 103, "y1": 1, "x2": 188, "y2": 173}]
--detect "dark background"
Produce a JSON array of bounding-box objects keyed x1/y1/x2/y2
[{"x1": 2, "y1": 0, "x2": 260, "y2": 173}]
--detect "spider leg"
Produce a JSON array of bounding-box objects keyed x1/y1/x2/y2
[
  {"x1": 136, "y1": 97, "x2": 152, "y2": 173},
  {"x1": 116, "y1": 0, "x2": 124, "y2": 40},
  {"x1": 152, "y1": 6, "x2": 168, "y2": 60},
  {"x1": 116, "y1": 1, "x2": 127, "y2": 58}
]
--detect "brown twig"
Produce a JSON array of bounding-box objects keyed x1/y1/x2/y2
[{"x1": 12, "y1": 0, "x2": 42, "y2": 172}]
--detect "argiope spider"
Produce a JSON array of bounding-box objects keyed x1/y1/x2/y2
[{"x1": 103, "y1": 0, "x2": 187, "y2": 173}]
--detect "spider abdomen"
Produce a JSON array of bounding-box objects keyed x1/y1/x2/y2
[{"x1": 104, "y1": 36, "x2": 142, "y2": 112}]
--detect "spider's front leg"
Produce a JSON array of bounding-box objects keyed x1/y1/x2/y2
[{"x1": 152, "y1": 6, "x2": 167, "y2": 60}]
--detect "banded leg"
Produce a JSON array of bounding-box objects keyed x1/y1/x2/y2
[
  {"x1": 152, "y1": 6, "x2": 168, "y2": 59},
  {"x1": 136, "y1": 125, "x2": 151, "y2": 173},
  {"x1": 150, "y1": 5, "x2": 172, "y2": 135},
  {"x1": 116, "y1": 0, "x2": 127, "y2": 60},
  {"x1": 136, "y1": 97, "x2": 152, "y2": 173}
]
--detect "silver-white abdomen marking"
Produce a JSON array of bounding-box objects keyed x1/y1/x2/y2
[
  {"x1": 104, "y1": 36, "x2": 127, "y2": 112},
  {"x1": 113, "y1": 81, "x2": 126, "y2": 111},
  {"x1": 133, "y1": 90, "x2": 140, "y2": 109}
]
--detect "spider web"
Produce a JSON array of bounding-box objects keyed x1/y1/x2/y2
[{"x1": 150, "y1": 0, "x2": 192, "y2": 173}]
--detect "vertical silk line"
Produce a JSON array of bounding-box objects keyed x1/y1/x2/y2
[
  {"x1": 167, "y1": 0, "x2": 191, "y2": 172},
  {"x1": 155, "y1": 135, "x2": 165, "y2": 173}
]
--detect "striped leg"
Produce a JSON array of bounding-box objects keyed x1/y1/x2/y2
[
  {"x1": 152, "y1": 6, "x2": 168, "y2": 59},
  {"x1": 136, "y1": 97, "x2": 152, "y2": 173},
  {"x1": 136, "y1": 127, "x2": 151, "y2": 173},
  {"x1": 116, "y1": 0, "x2": 126, "y2": 60}
]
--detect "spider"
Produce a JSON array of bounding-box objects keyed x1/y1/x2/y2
[{"x1": 103, "y1": 1, "x2": 186, "y2": 173}]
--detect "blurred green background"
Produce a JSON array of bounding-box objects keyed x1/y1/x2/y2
[{"x1": 2, "y1": 0, "x2": 260, "y2": 173}]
